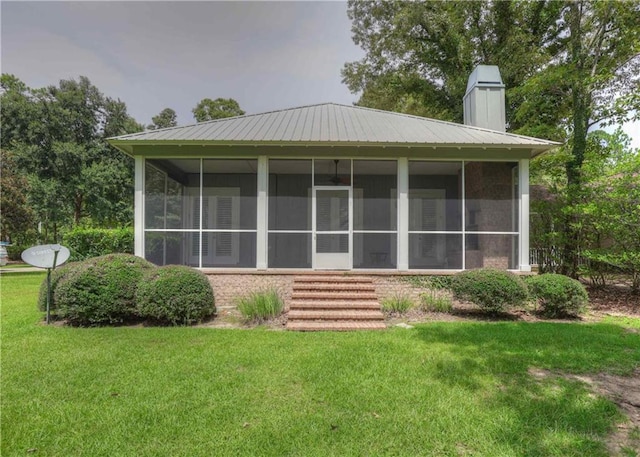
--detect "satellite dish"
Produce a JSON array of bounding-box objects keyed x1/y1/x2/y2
[{"x1": 21, "y1": 244, "x2": 70, "y2": 269}]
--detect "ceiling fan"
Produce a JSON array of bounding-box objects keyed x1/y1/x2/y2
[{"x1": 330, "y1": 159, "x2": 341, "y2": 185}]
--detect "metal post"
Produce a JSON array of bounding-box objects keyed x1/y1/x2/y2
[{"x1": 46, "y1": 248, "x2": 60, "y2": 325}]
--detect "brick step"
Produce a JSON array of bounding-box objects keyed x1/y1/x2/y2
[
  {"x1": 291, "y1": 292, "x2": 378, "y2": 300},
  {"x1": 286, "y1": 321, "x2": 386, "y2": 331},
  {"x1": 293, "y1": 283, "x2": 376, "y2": 292},
  {"x1": 293, "y1": 276, "x2": 372, "y2": 283},
  {"x1": 288, "y1": 310, "x2": 384, "y2": 320},
  {"x1": 289, "y1": 300, "x2": 380, "y2": 310}
]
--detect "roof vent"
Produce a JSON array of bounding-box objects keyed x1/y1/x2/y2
[{"x1": 463, "y1": 65, "x2": 506, "y2": 132}]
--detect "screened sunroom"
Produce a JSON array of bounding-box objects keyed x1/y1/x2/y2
[
  {"x1": 134, "y1": 151, "x2": 531, "y2": 271},
  {"x1": 110, "y1": 86, "x2": 557, "y2": 272}
]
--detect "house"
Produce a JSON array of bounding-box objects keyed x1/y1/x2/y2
[{"x1": 109, "y1": 66, "x2": 558, "y2": 274}]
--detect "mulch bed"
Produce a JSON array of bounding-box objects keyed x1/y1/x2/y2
[{"x1": 586, "y1": 285, "x2": 640, "y2": 316}]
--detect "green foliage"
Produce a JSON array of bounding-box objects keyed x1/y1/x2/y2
[
  {"x1": 192, "y1": 97, "x2": 245, "y2": 122},
  {"x1": 37, "y1": 262, "x2": 82, "y2": 314},
  {"x1": 55, "y1": 254, "x2": 155, "y2": 326},
  {"x1": 0, "y1": 75, "x2": 142, "y2": 240},
  {"x1": 403, "y1": 275, "x2": 454, "y2": 290},
  {"x1": 420, "y1": 290, "x2": 453, "y2": 313},
  {"x1": 148, "y1": 108, "x2": 177, "y2": 130},
  {"x1": 451, "y1": 269, "x2": 528, "y2": 313},
  {"x1": 0, "y1": 149, "x2": 35, "y2": 243},
  {"x1": 527, "y1": 274, "x2": 588, "y2": 317},
  {"x1": 236, "y1": 289, "x2": 283, "y2": 323},
  {"x1": 63, "y1": 227, "x2": 134, "y2": 261},
  {"x1": 136, "y1": 266, "x2": 215, "y2": 326},
  {"x1": 381, "y1": 293, "x2": 414, "y2": 314}
]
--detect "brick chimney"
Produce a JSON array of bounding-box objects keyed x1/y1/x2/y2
[{"x1": 463, "y1": 65, "x2": 506, "y2": 132}]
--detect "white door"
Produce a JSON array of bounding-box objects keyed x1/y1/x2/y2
[{"x1": 314, "y1": 187, "x2": 351, "y2": 269}]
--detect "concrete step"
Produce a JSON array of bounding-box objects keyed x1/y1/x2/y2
[
  {"x1": 286, "y1": 320, "x2": 386, "y2": 331},
  {"x1": 288, "y1": 310, "x2": 384, "y2": 320},
  {"x1": 289, "y1": 300, "x2": 381, "y2": 310}
]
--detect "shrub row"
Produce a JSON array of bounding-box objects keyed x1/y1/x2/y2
[
  {"x1": 41, "y1": 254, "x2": 215, "y2": 326},
  {"x1": 63, "y1": 227, "x2": 134, "y2": 261},
  {"x1": 450, "y1": 269, "x2": 588, "y2": 316}
]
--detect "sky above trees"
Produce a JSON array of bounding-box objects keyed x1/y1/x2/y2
[
  {"x1": 1, "y1": 1, "x2": 363, "y2": 127},
  {"x1": 1, "y1": 1, "x2": 637, "y2": 147}
]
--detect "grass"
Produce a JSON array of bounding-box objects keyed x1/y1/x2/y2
[
  {"x1": 420, "y1": 290, "x2": 453, "y2": 313},
  {"x1": 2, "y1": 274, "x2": 640, "y2": 456},
  {"x1": 235, "y1": 289, "x2": 283, "y2": 323},
  {"x1": 381, "y1": 293, "x2": 414, "y2": 313}
]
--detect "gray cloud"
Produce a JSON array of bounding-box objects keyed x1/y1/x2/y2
[{"x1": 1, "y1": 1, "x2": 364, "y2": 126}]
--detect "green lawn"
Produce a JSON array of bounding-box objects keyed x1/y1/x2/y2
[{"x1": 2, "y1": 274, "x2": 639, "y2": 457}]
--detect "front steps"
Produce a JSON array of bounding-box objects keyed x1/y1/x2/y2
[{"x1": 286, "y1": 276, "x2": 385, "y2": 331}]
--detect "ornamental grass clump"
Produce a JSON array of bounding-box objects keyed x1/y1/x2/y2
[
  {"x1": 381, "y1": 293, "x2": 414, "y2": 314},
  {"x1": 136, "y1": 265, "x2": 215, "y2": 326},
  {"x1": 236, "y1": 289, "x2": 283, "y2": 323},
  {"x1": 420, "y1": 290, "x2": 453, "y2": 313},
  {"x1": 451, "y1": 268, "x2": 528, "y2": 313},
  {"x1": 527, "y1": 273, "x2": 588, "y2": 317},
  {"x1": 55, "y1": 254, "x2": 155, "y2": 326}
]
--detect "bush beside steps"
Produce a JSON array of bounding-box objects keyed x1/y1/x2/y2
[
  {"x1": 450, "y1": 268, "x2": 529, "y2": 313},
  {"x1": 136, "y1": 266, "x2": 215, "y2": 326},
  {"x1": 42, "y1": 254, "x2": 215, "y2": 327}
]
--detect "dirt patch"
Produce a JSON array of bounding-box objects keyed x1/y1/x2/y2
[{"x1": 529, "y1": 367, "x2": 640, "y2": 455}]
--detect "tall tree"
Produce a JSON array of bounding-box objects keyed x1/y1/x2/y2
[
  {"x1": 148, "y1": 107, "x2": 177, "y2": 130},
  {"x1": 0, "y1": 75, "x2": 143, "y2": 240},
  {"x1": 192, "y1": 98, "x2": 245, "y2": 122},
  {"x1": 344, "y1": 0, "x2": 640, "y2": 275},
  {"x1": 0, "y1": 149, "x2": 35, "y2": 243}
]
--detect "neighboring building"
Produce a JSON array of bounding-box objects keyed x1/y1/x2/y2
[{"x1": 109, "y1": 66, "x2": 558, "y2": 272}]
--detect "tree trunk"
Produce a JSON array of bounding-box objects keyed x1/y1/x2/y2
[{"x1": 561, "y1": 1, "x2": 589, "y2": 278}]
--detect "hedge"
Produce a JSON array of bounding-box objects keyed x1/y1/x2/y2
[
  {"x1": 451, "y1": 268, "x2": 529, "y2": 313},
  {"x1": 63, "y1": 227, "x2": 134, "y2": 261}
]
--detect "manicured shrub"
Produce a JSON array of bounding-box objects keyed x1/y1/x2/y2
[
  {"x1": 37, "y1": 261, "x2": 82, "y2": 314},
  {"x1": 527, "y1": 273, "x2": 588, "y2": 317},
  {"x1": 236, "y1": 289, "x2": 283, "y2": 323},
  {"x1": 63, "y1": 227, "x2": 134, "y2": 261},
  {"x1": 136, "y1": 266, "x2": 215, "y2": 326},
  {"x1": 381, "y1": 293, "x2": 414, "y2": 314},
  {"x1": 420, "y1": 290, "x2": 453, "y2": 313},
  {"x1": 451, "y1": 268, "x2": 528, "y2": 313},
  {"x1": 55, "y1": 254, "x2": 155, "y2": 326}
]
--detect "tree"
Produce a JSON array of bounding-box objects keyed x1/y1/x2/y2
[
  {"x1": 0, "y1": 149, "x2": 35, "y2": 244},
  {"x1": 192, "y1": 98, "x2": 244, "y2": 122},
  {"x1": 148, "y1": 108, "x2": 177, "y2": 130},
  {"x1": 344, "y1": 0, "x2": 640, "y2": 276},
  {"x1": 0, "y1": 75, "x2": 143, "y2": 240}
]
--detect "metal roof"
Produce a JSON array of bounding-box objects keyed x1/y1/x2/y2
[{"x1": 109, "y1": 103, "x2": 559, "y2": 149}]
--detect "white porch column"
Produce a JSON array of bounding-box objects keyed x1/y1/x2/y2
[
  {"x1": 256, "y1": 155, "x2": 268, "y2": 269},
  {"x1": 134, "y1": 156, "x2": 144, "y2": 258},
  {"x1": 397, "y1": 157, "x2": 409, "y2": 270},
  {"x1": 519, "y1": 158, "x2": 531, "y2": 271}
]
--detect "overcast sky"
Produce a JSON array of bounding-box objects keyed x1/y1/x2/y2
[
  {"x1": 1, "y1": 1, "x2": 638, "y2": 147},
  {"x1": 1, "y1": 1, "x2": 364, "y2": 127}
]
